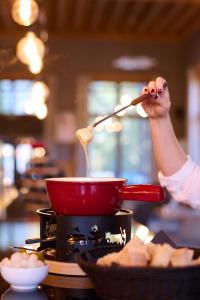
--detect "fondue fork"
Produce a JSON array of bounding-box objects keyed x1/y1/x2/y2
[
  {"x1": 11, "y1": 246, "x2": 39, "y2": 252},
  {"x1": 92, "y1": 82, "x2": 168, "y2": 128}
]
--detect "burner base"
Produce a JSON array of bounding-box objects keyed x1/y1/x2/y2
[
  {"x1": 43, "y1": 273, "x2": 93, "y2": 289},
  {"x1": 37, "y1": 208, "x2": 133, "y2": 263},
  {"x1": 46, "y1": 259, "x2": 86, "y2": 276}
]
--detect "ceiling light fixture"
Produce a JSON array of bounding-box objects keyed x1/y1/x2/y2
[
  {"x1": 12, "y1": 0, "x2": 39, "y2": 26},
  {"x1": 16, "y1": 32, "x2": 45, "y2": 74},
  {"x1": 112, "y1": 55, "x2": 158, "y2": 71}
]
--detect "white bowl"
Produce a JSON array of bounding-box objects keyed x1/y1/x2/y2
[{"x1": 0, "y1": 264, "x2": 48, "y2": 291}]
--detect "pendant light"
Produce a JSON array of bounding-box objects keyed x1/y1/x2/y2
[{"x1": 12, "y1": 0, "x2": 39, "y2": 26}]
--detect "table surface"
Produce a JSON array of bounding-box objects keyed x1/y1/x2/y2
[
  {"x1": 1, "y1": 218, "x2": 200, "y2": 299},
  {"x1": 1, "y1": 272, "x2": 200, "y2": 300},
  {"x1": 0, "y1": 273, "x2": 100, "y2": 299}
]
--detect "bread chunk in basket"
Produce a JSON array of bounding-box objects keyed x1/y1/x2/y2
[
  {"x1": 96, "y1": 234, "x2": 198, "y2": 268},
  {"x1": 77, "y1": 234, "x2": 200, "y2": 300}
]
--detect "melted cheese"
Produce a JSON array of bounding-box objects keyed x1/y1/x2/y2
[{"x1": 75, "y1": 126, "x2": 93, "y2": 175}]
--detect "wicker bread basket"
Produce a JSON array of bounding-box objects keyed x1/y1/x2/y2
[{"x1": 77, "y1": 245, "x2": 200, "y2": 300}]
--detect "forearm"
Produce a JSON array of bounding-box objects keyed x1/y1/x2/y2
[{"x1": 150, "y1": 114, "x2": 187, "y2": 176}]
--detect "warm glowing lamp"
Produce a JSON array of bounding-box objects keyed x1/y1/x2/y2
[
  {"x1": 28, "y1": 56, "x2": 43, "y2": 74},
  {"x1": 32, "y1": 81, "x2": 49, "y2": 99},
  {"x1": 12, "y1": 0, "x2": 39, "y2": 26},
  {"x1": 35, "y1": 103, "x2": 48, "y2": 119},
  {"x1": 24, "y1": 101, "x2": 35, "y2": 115},
  {"x1": 16, "y1": 32, "x2": 45, "y2": 65}
]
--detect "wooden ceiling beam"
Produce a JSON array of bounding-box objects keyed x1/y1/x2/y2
[
  {"x1": 0, "y1": 0, "x2": 13, "y2": 29},
  {"x1": 45, "y1": 0, "x2": 56, "y2": 31},
  {"x1": 90, "y1": 0, "x2": 108, "y2": 31},
  {"x1": 73, "y1": 0, "x2": 91, "y2": 30},
  {"x1": 112, "y1": 0, "x2": 200, "y2": 4},
  {"x1": 172, "y1": 5, "x2": 200, "y2": 33},
  {"x1": 178, "y1": 10, "x2": 200, "y2": 39},
  {"x1": 0, "y1": 28, "x2": 182, "y2": 42},
  {"x1": 137, "y1": 3, "x2": 164, "y2": 32},
  {"x1": 0, "y1": 0, "x2": 199, "y2": 43},
  {"x1": 125, "y1": 2, "x2": 147, "y2": 32},
  {"x1": 47, "y1": 30, "x2": 180, "y2": 43},
  {"x1": 106, "y1": 1, "x2": 127, "y2": 31},
  {"x1": 56, "y1": 0, "x2": 73, "y2": 30},
  {"x1": 154, "y1": 4, "x2": 184, "y2": 33}
]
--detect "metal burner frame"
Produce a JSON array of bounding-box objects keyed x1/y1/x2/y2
[{"x1": 37, "y1": 208, "x2": 133, "y2": 262}]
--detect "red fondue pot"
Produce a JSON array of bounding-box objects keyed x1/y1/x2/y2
[{"x1": 45, "y1": 177, "x2": 164, "y2": 216}]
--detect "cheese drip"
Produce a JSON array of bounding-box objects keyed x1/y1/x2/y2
[{"x1": 75, "y1": 126, "x2": 93, "y2": 175}]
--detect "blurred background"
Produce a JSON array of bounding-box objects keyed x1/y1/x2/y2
[{"x1": 1, "y1": 0, "x2": 200, "y2": 255}]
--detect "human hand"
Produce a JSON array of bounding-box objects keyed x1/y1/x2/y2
[{"x1": 141, "y1": 77, "x2": 171, "y2": 119}]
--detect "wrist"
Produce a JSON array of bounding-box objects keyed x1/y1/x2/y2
[{"x1": 149, "y1": 113, "x2": 170, "y2": 124}]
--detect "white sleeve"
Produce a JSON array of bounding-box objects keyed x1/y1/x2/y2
[{"x1": 158, "y1": 156, "x2": 200, "y2": 209}]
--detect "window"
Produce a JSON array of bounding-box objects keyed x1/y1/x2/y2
[
  {"x1": 16, "y1": 143, "x2": 33, "y2": 174},
  {"x1": 0, "y1": 79, "x2": 45, "y2": 186},
  {"x1": 87, "y1": 80, "x2": 154, "y2": 184},
  {"x1": 0, "y1": 80, "x2": 34, "y2": 115},
  {"x1": 0, "y1": 141, "x2": 33, "y2": 186},
  {"x1": 0, "y1": 143, "x2": 15, "y2": 185}
]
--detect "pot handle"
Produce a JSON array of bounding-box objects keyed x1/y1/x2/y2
[{"x1": 118, "y1": 184, "x2": 165, "y2": 202}]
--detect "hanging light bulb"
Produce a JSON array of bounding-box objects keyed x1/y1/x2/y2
[
  {"x1": 16, "y1": 32, "x2": 45, "y2": 65},
  {"x1": 28, "y1": 55, "x2": 43, "y2": 74},
  {"x1": 24, "y1": 101, "x2": 35, "y2": 115},
  {"x1": 35, "y1": 103, "x2": 48, "y2": 119},
  {"x1": 24, "y1": 81, "x2": 49, "y2": 116},
  {"x1": 12, "y1": 0, "x2": 39, "y2": 26},
  {"x1": 31, "y1": 81, "x2": 49, "y2": 99}
]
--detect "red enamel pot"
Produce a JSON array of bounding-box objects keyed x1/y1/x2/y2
[{"x1": 45, "y1": 177, "x2": 165, "y2": 216}]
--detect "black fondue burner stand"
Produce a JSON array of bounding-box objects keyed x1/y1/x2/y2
[{"x1": 37, "y1": 208, "x2": 133, "y2": 262}]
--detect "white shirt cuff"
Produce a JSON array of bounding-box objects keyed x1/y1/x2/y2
[{"x1": 158, "y1": 156, "x2": 194, "y2": 187}]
